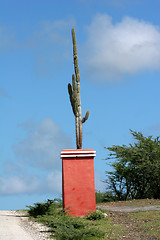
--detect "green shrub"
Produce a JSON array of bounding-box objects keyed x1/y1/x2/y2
[
  {"x1": 86, "y1": 210, "x2": 105, "y2": 221},
  {"x1": 36, "y1": 213, "x2": 105, "y2": 239},
  {"x1": 49, "y1": 216, "x2": 105, "y2": 240},
  {"x1": 26, "y1": 198, "x2": 62, "y2": 217},
  {"x1": 54, "y1": 226, "x2": 105, "y2": 240},
  {"x1": 27, "y1": 199, "x2": 105, "y2": 239},
  {"x1": 96, "y1": 191, "x2": 119, "y2": 203},
  {"x1": 95, "y1": 191, "x2": 105, "y2": 203}
]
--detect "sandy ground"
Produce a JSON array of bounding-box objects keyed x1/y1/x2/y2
[{"x1": 0, "y1": 211, "x2": 51, "y2": 240}]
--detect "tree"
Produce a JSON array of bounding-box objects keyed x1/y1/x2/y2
[{"x1": 105, "y1": 130, "x2": 160, "y2": 200}]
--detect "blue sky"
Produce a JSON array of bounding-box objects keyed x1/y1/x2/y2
[{"x1": 0, "y1": 0, "x2": 160, "y2": 210}]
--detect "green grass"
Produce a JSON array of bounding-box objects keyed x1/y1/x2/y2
[
  {"x1": 130, "y1": 211, "x2": 160, "y2": 238},
  {"x1": 91, "y1": 218, "x2": 123, "y2": 239}
]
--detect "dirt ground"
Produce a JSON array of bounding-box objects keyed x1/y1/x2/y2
[
  {"x1": 97, "y1": 199, "x2": 160, "y2": 240},
  {"x1": 108, "y1": 211, "x2": 160, "y2": 240}
]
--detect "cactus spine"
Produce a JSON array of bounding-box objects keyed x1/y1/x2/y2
[{"x1": 68, "y1": 28, "x2": 89, "y2": 149}]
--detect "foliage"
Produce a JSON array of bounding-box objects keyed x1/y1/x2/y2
[
  {"x1": 105, "y1": 130, "x2": 160, "y2": 200},
  {"x1": 27, "y1": 199, "x2": 105, "y2": 239},
  {"x1": 27, "y1": 199, "x2": 160, "y2": 239},
  {"x1": 95, "y1": 191, "x2": 106, "y2": 203},
  {"x1": 47, "y1": 215, "x2": 105, "y2": 240},
  {"x1": 95, "y1": 191, "x2": 119, "y2": 203},
  {"x1": 68, "y1": 28, "x2": 89, "y2": 149},
  {"x1": 86, "y1": 210, "x2": 105, "y2": 220},
  {"x1": 26, "y1": 198, "x2": 62, "y2": 217}
]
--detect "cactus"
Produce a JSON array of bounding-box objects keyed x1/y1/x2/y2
[{"x1": 68, "y1": 28, "x2": 89, "y2": 149}]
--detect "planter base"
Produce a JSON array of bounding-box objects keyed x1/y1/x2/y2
[{"x1": 61, "y1": 149, "x2": 96, "y2": 216}]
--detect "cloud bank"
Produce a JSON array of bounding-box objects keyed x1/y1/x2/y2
[
  {"x1": 14, "y1": 118, "x2": 71, "y2": 170},
  {"x1": 0, "y1": 171, "x2": 62, "y2": 196},
  {"x1": 0, "y1": 118, "x2": 71, "y2": 196},
  {"x1": 1, "y1": 117, "x2": 107, "y2": 196},
  {"x1": 0, "y1": 175, "x2": 40, "y2": 195},
  {"x1": 83, "y1": 14, "x2": 160, "y2": 81}
]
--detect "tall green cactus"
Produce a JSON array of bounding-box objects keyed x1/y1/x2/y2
[{"x1": 68, "y1": 28, "x2": 89, "y2": 149}]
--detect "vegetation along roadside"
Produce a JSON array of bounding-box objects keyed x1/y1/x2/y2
[{"x1": 26, "y1": 198, "x2": 160, "y2": 240}]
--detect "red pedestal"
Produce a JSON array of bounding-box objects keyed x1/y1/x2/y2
[{"x1": 61, "y1": 149, "x2": 96, "y2": 216}]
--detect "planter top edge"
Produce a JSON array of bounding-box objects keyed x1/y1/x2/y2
[
  {"x1": 61, "y1": 149, "x2": 96, "y2": 158},
  {"x1": 61, "y1": 149, "x2": 95, "y2": 152}
]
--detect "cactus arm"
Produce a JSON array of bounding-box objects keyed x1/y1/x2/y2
[
  {"x1": 68, "y1": 83, "x2": 77, "y2": 117},
  {"x1": 82, "y1": 110, "x2": 90, "y2": 123},
  {"x1": 72, "y1": 74, "x2": 77, "y2": 92},
  {"x1": 68, "y1": 83, "x2": 73, "y2": 107}
]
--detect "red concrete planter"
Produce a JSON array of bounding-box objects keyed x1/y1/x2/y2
[{"x1": 61, "y1": 149, "x2": 96, "y2": 216}]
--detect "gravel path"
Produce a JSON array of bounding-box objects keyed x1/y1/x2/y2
[
  {"x1": 98, "y1": 205, "x2": 160, "y2": 212},
  {"x1": 0, "y1": 211, "x2": 51, "y2": 240}
]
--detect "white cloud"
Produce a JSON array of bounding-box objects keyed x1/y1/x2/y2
[
  {"x1": 0, "y1": 18, "x2": 76, "y2": 78},
  {"x1": 0, "y1": 170, "x2": 62, "y2": 196},
  {"x1": 14, "y1": 118, "x2": 71, "y2": 170},
  {"x1": 0, "y1": 175, "x2": 40, "y2": 195},
  {"x1": 46, "y1": 170, "x2": 62, "y2": 194},
  {"x1": 83, "y1": 14, "x2": 160, "y2": 81},
  {"x1": 37, "y1": 18, "x2": 76, "y2": 45},
  {"x1": 30, "y1": 17, "x2": 76, "y2": 78},
  {"x1": 1, "y1": 169, "x2": 105, "y2": 196},
  {"x1": 0, "y1": 118, "x2": 71, "y2": 196}
]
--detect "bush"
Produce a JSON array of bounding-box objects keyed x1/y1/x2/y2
[
  {"x1": 48, "y1": 216, "x2": 105, "y2": 240},
  {"x1": 96, "y1": 191, "x2": 119, "y2": 203},
  {"x1": 95, "y1": 191, "x2": 106, "y2": 203},
  {"x1": 27, "y1": 199, "x2": 105, "y2": 239},
  {"x1": 27, "y1": 198, "x2": 62, "y2": 217},
  {"x1": 86, "y1": 210, "x2": 105, "y2": 220}
]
